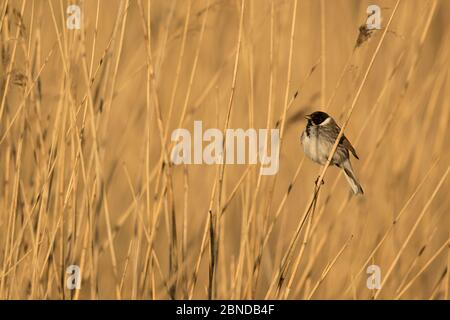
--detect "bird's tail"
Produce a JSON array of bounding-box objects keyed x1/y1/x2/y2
[{"x1": 341, "y1": 159, "x2": 364, "y2": 195}]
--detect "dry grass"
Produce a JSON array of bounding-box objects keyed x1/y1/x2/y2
[{"x1": 0, "y1": 0, "x2": 449, "y2": 300}]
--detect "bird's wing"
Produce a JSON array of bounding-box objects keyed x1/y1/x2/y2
[
  {"x1": 339, "y1": 135, "x2": 359, "y2": 159},
  {"x1": 327, "y1": 121, "x2": 360, "y2": 160}
]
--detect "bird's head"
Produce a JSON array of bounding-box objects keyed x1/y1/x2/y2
[{"x1": 305, "y1": 111, "x2": 330, "y2": 126}]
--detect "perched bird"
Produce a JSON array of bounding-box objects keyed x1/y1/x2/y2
[{"x1": 301, "y1": 111, "x2": 364, "y2": 195}]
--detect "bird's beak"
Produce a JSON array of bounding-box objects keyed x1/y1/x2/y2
[{"x1": 304, "y1": 114, "x2": 311, "y2": 120}]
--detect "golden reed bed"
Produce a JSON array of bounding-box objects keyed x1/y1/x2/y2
[{"x1": 0, "y1": 0, "x2": 449, "y2": 299}]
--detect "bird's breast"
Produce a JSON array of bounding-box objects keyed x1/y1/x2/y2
[{"x1": 301, "y1": 126, "x2": 328, "y2": 165}]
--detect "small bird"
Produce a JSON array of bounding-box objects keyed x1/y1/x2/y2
[{"x1": 301, "y1": 111, "x2": 364, "y2": 195}]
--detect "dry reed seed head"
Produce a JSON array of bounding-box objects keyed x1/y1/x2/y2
[
  {"x1": 355, "y1": 24, "x2": 375, "y2": 48},
  {"x1": 1, "y1": 47, "x2": 10, "y2": 67},
  {"x1": 10, "y1": 69, "x2": 27, "y2": 87}
]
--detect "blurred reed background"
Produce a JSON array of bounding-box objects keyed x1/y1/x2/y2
[{"x1": 0, "y1": 0, "x2": 449, "y2": 299}]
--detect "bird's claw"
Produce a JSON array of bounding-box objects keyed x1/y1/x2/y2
[{"x1": 315, "y1": 176, "x2": 325, "y2": 186}]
